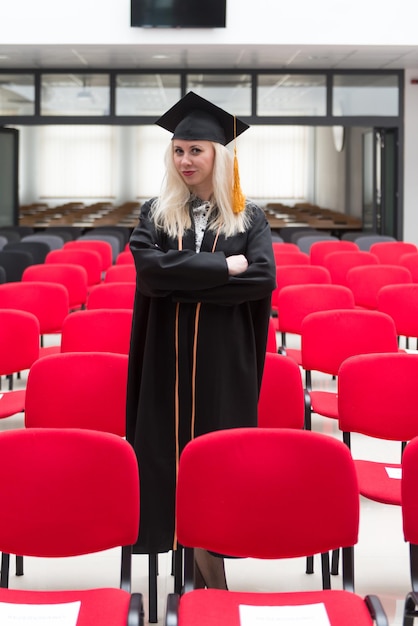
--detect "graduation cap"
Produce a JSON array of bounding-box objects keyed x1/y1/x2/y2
[
  {"x1": 155, "y1": 91, "x2": 249, "y2": 213},
  {"x1": 155, "y1": 91, "x2": 249, "y2": 146}
]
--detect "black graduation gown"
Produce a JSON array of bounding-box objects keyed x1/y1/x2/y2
[{"x1": 126, "y1": 199, "x2": 276, "y2": 554}]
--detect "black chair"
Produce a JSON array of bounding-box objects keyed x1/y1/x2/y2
[
  {"x1": 0, "y1": 226, "x2": 34, "y2": 238},
  {"x1": 0, "y1": 250, "x2": 34, "y2": 281},
  {"x1": 21, "y1": 234, "x2": 65, "y2": 250},
  {"x1": 0, "y1": 229, "x2": 21, "y2": 243},
  {"x1": 88, "y1": 226, "x2": 131, "y2": 247},
  {"x1": 4, "y1": 241, "x2": 50, "y2": 265},
  {"x1": 279, "y1": 226, "x2": 319, "y2": 243},
  {"x1": 42, "y1": 226, "x2": 85, "y2": 240}
]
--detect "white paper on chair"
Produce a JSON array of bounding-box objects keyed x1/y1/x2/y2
[
  {"x1": 0, "y1": 600, "x2": 81, "y2": 625},
  {"x1": 239, "y1": 602, "x2": 331, "y2": 626},
  {"x1": 385, "y1": 467, "x2": 402, "y2": 479}
]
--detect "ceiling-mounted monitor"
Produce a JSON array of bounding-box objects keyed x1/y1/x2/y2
[{"x1": 131, "y1": 0, "x2": 226, "y2": 28}]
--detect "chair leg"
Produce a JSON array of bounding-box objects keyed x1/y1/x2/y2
[
  {"x1": 321, "y1": 552, "x2": 331, "y2": 589},
  {"x1": 306, "y1": 555, "x2": 314, "y2": 574},
  {"x1": 331, "y1": 548, "x2": 340, "y2": 575},
  {"x1": 148, "y1": 553, "x2": 158, "y2": 624},
  {"x1": 174, "y1": 547, "x2": 183, "y2": 594},
  {"x1": 16, "y1": 555, "x2": 24, "y2": 576},
  {"x1": 0, "y1": 553, "x2": 10, "y2": 588}
]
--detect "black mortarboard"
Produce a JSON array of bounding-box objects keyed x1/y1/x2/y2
[{"x1": 155, "y1": 91, "x2": 249, "y2": 146}]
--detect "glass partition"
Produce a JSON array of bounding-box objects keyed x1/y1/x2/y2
[
  {"x1": 186, "y1": 74, "x2": 252, "y2": 116},
  {"x1": 41, "y1": 74, "x2": 110, "y2": 116},
  {"x1": 332, "y1": 74, "x2": 399, "y2": 116},
  {"x1": 116, "y1": 74, "x2": 181, "y2": 116},
  {"x1": 257, "y1": 74, "x2": 327, "y2": 116},
  {"x1": 0, "y1": 74, "x2": 35, "y2": 115}
]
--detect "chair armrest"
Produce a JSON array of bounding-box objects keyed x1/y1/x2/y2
[
  {"x1": 165, "y1": 593, "x2": 180, "y2": 626},
  {"x1": 364, "y1": 594, "x2": 389, "y2": 626},
  {"x1": 128, "y1": 593, "x2": 145, "y2": 626}
]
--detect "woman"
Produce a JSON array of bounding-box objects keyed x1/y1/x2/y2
[{"x1": 126, "y1": 92, "x2": 276, "y2": 587}]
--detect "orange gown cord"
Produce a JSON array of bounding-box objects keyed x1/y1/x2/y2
[{"x1": 173, "y1": 228, "x2": 220, "y2": 550}]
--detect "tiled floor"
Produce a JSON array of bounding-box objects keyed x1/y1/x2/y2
[{"x1": 0, "y1": 333, "x2": 411, "y2": 625}]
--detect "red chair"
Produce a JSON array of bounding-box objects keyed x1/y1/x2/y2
[
  {"x1": 272, "y1": 241, "x2": 300, "y2": 254},
  {"x1": 60, "y1": 309, "x2": 133, "y2": 355},
  {"x1": 167, "y1": 427, "x2": 388, "y2": 626},
  {"x1": 401, "y1": 437, "x2": 418, "y2": 625},
  {"x1": 116, "y1": 250, "x2": 135, "y2": 265},
  {"x1": 377, "y1": 283, "x2": 418, "y2": 349},
  {"x1": 0, "y1": 282, "x2": 68, "y2": 357},
  {"x1": 322, "y1": 250, "x2": 379, "y2": 287},
  {"x1": 0, "y1": 309, "x2": 39, "y2": 415},
  {"x1": 271, "y1": 264, "x2": 331, "y2": 321},
  {"x1": 346, "y1": 264, "x2": 412, "y2": 309},
  {"x1": 266, "y1": 317, "x2": 277, "y2": 353},
  {"x1": 86, "y1": 282, "x2": 135, "y2": 310},
  {"x1": 301, "y1": 309, "x2": 399, "y2": 431},
  {"x1": 46, "y1": 248, "x2": 102, "y2": 287},
  {"x1": 64, "y1": 239, "x2": 113, "y2": 272},
  {"x1": 0, "y1": 428, "x2": 144, "y2": 626},
  {"x1": 274, "y1": 251, "x2": 310, "y2": 266},
  {"x1": 258, "y1": 352, "x2": 304, "y2": 429},
  {"x1": 105, "y1": 264, "x2": 136, "y2": 283},
  {"x1": 400, "y1": 252, "x2": 418, "y2": 282},
  {"x1": 277, "y1": 284, "x2": 355, "y2": 364},
  {"x1": 369, "y1": 240, "x2": 417, "y2": 264},
  {"x1": 309, "y1": 239, "x2": 359, "y2": 266},
  {"x1": 338, "y1": 352, "x2": 418, "y2": 508},
  {"x1": 25, "y1": 351, "x2": 128, "y2": 436},
  {"x1": 22, "y1": 263, "x2": 88, "y2": 311}
]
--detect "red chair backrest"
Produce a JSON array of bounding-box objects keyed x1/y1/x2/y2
[
  {"x1": 0, "y1": 309, "x2": 40, "y2": 375},
  {"x1": 271, "y1": 264, "x2": 331, "y2": 311},
  {"x1": 64, "y1": 239, "x2": 113, "y2": 271},
  {"x1": 322, "y1": 250, "x2": 379, "y2": 286},
  {"x1": 104, "y1": 264, "x2": 136, "y2": 283},
  {"x1": 338, "y1": 352, "x2": 418, "y2": 441},
  {"x1": 22, "y1": 263, "x2": 88, "y2": 310},
  {"x1": 309, "y1": 240, "x2": 359, "y2": 266},
  {"x1": 258, "y1": 353, "x2": 304, "y2": 429},
  {"x1": 301, "y1": 309, "x2": 399, "y2": 376},
  {"x1": 116, "y1": 250, "x2": 135, "y2": 265},
  {"x1": 0, "y1": 281, "x2": 69, "y2": 334},
  {"x1": 0, "y1": 428, "x2": 139, "y2": 557},
  {"x1": 400, "y1": 252, "x2": 418, "y2": 282},
  {"x1": 60, "y1": 309, "x2": 133, "y2": 355},
  {"x1": 86, "y1": 282, "x2": 135, "y2": 310},
  {"x1": 266, "y1": 317, "x2": 277, "y2": 353},
  {"x1": 377, "y1": 283, "x2": 418, "y2": 337},
  {"x1": 25, "y1": 352, "x2": 128, "y2": 436},
  {"x1": 369, "y1": 241, "x2": 417, "y2": 264},
  {"x1": 277, "y1": 284, "x2": 355, "y2": 335},
  {"x1": 346, "y1": 264, "x2": 412, "y2": 309},
  {"x1": 274, "y1": 251, "x2": 310, "y2": 266},
  {"x1": 46, "y1": 249, "x2": 102, "y2": 286},
  {"x1": 176, "y1": 428, "x2": 359, "y2": 559},
  {"x1": 402, "y1": 437, "x2": 418, "y2": 544}
]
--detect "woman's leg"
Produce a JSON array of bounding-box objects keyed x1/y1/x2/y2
[{"x1": 194, "y1": 548, "x2": 228, "y2": 590}]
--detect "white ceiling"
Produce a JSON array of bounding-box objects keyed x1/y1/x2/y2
[{"x1": 1, "y1": 43, "x2": 418, "y2": 71}]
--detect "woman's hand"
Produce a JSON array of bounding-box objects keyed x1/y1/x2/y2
[{"x1": 226, "y1": 254, "x2": 249, "y2": 276}]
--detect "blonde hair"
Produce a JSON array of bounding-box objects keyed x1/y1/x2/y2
[{"x1": 150, "y1": 141, "x2": 251, "y2": 239}]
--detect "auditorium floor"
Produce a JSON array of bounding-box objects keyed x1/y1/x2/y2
[{"x1": 0, "y1": 333, "x2": 409, "y2": 626}]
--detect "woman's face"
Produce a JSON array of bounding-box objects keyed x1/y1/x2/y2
[{"x1": 172, "y1": 139, "x2": 216, "y2": 199}]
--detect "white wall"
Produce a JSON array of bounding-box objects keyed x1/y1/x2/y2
[{"x1": 2, "y1": 0, "x2": 418, "y2": 46}]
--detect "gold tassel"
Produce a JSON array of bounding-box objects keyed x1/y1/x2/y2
[{"x1": 232, "y1": 117, "x2": 245, "y2": 214}]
